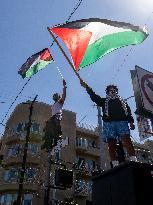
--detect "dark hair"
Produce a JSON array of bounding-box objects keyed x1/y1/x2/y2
[
  {"x1": 105, "y1": 85, "x2": 118, "y2": 94},
  {"x1": 52, "y1": 93, "x2": 61, "y2": 102}
]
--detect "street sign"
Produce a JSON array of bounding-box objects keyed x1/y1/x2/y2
[
  {"x1": 131, "y1": 66, "x2": 153, "y2": 141},
  {"x1": 136, "y1": 65, "x2": 153, "y2": 115},
  {"x1": 136, "y1": 115, "x2": 153, "y2": 141}
]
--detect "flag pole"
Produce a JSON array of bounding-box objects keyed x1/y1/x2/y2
[{"x1": 47, "y1": 27, "x2": 81, "y2": 81}]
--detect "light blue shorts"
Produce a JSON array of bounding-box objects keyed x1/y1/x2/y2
[{"x1": 103, "y1": 121, "x2": 130, "y2": 143}]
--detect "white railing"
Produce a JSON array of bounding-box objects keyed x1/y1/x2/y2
[{"x1": 77, "y1": 122, "x2": 98, "y2": 132}]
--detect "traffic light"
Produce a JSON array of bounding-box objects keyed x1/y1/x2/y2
[{"x1": 55, "y1": 169, "x2": 73, "y2": 188}]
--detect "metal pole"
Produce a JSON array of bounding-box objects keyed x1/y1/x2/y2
[
  {"x1": 97, "y1": 106, "x2": 109, "y2": 170},
  {"x1": 47, "y1": 28, "x2": 81, "y2": 81},
  {"x1": 44, "y1": 152, "x2": 52, "y2": 205},
  {"x1": 16, "y1": 95, "x2": 38, "y2": 205}
]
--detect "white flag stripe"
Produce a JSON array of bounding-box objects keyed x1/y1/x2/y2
[{"x1": 81, "y1": 22, "x2": 131, "y2": 45}]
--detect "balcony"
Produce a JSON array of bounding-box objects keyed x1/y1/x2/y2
[
  {"x1": 0, "y1": 182, "x2": 38, "y2": 192},
  {"x1": 76, "y1": 123, "x2": 99, "y2": 137},
  {"x1": 4, "y1": 154, "x2": 41, "y2": 167},
  {"x1": 5, "y1": 132, "x2": 42, "y2": 145},
  {"x1": 0, "y1": 167, "x2": 40, "y2": 192},
  {"x1": 76, "y1": 136, "x2": 100, "y2": 157},
  {"x1": 76, "y1": 170, "x2": 92, "y2": 181},
  {"x1": 74, "y1": 180, "x2": 92, "y2": 197},
  {"x1": 84, "y1": 146, "x2": 100, "y2": 157},
  {"x1": 76, "y1": 144, "x2": 100, "y2": 157},
  {"x1": 75, "y1": 144, "x2": 88, "y2": 154},
  {"x1": 5, "y1": 134, "x2": 21, "y2": 145}
]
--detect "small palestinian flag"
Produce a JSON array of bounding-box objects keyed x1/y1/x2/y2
[
  {"x1": 18, "y1": 48, "x2": 53, "y2": 78},
  {"x1": 49, "y1": 18, "x2": 148, "y2": 71}
]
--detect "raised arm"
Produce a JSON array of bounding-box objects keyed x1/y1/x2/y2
[
  {"x1": 80, "y1": 78, "x2": 104, "y2": 106},
  {"x1": 59, "y1": 79, "x2": 67, "y2": 104}
]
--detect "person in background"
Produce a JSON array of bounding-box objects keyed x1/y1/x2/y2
[{"x1": 42, "y1": 79, "x2": 67, "y2": 151}]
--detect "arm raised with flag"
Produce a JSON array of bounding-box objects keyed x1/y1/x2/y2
[
  {"x1": 42, "y1": 79, "x2": 67, "y2": 151},
  {"x1": 80, "y1": 78, "x2": 105, "y2": 107},
  {"x1": 79, "y1": 77, "x2": 137, "y2": 167}
]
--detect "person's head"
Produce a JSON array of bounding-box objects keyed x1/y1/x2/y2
[
  {"x1": 105, "y1": 85, "x2": 118, "y2": 96},
  {"x1": 52, "y1": 93, "x2": 61, "y2": 102}
]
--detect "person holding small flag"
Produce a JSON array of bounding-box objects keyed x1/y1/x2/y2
[{"x1": 42, "y1": 79, "x2": 67, "y2": 151}]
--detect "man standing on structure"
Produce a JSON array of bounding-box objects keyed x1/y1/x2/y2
[
  {"x1": 42, "y1": 79, "x2": 67, "y2": 150},
  {"x1": 80, "y1": 80, "x2": 137, "y2": 168}
]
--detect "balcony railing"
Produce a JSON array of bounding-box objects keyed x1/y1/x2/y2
[
  {"x1": 77, "y1": 122, "x2": 99, "y2": 134},
  {"x1": 5, "y1": 132, "x2": 43, "y2": 144},
  {"x1": 74, "y1": 180, "x2": 92, "y2": 197}
]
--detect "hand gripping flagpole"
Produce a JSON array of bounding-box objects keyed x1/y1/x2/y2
[{"x1": 47, "y1": 27, "x2": 81, "y2": 81}]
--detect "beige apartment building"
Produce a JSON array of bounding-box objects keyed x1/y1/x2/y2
[
  {"x1": 0, "y1": 101, "x2": 153, "y2": 205},
  {"x1": 0, "y1": 101, "x2": 102, "y2": 205}
]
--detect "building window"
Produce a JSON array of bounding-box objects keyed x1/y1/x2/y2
[
  {"x1": 16, "y1": 123, "x2": 23, "y2": 133},
  {"x1": 86, "y1": 159, "x2": 96, "y2": 171},
  {"x1": 0, "y1": 194, "x2": 12, "y2": 205},
  {"x1": 31, "y1": 122, "x2": 40, "y2": 133},
  {"x1": 76, "y1": 136, "x2": 81, "y2": 147},
  {"x1": 0, "y1": 194, "x2": 32, "y2": 205},
  {"x1": 76, "y1": 136, "x2": 99, "y2": 149},
  {"x1": 23, "y1": 194, "x2": 33, "y2": 205},
  {"x1": 7, "y1": 144, "x2": 38, "y2": 157},
  {"x1": 25, "y1": 168, "x2": 37, "y2": 182},
  {"x1": 12, "y1": 122, "x2": 40, "y2": 135},
  {"x1": 7, "y1": 144, "x2": 21, "y2": 157},
  {"x1": 4, "y1": 169, "x2": 18, "y2": 182},
  {"x1": 75, "y1": 180, "x2": 89, "y2": 196},
  {"x1": 76, "y1": 156, "x2": 87, "y2": 169},
  {"x1": 76, "y1": 136, "x2": 88, "y2": 148},
  {"x1": 4, "y1": 167, "x2": 37, "y2": 183},
  {"x1": 76, "y1": 156, "x2": 96, "y2": 171},
  {"x1": 54, "y1": 151, "x2": 60, "y2": 162},
  {"x1": 28, "y1": 144, "x2": 38, "y2": 155}
]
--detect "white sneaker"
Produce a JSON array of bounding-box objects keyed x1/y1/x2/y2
[
  {"x1": 112, "y1": 160, "x2": 119, "y2": 168},
  {"x1": 129, "y1": 156, "x2": 137, "y2": 162}
]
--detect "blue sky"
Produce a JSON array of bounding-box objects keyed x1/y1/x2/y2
[{"x1": 0, "y1": 0, "x2": 153, "y2": 142}]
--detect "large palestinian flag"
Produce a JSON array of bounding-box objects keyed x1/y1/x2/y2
[
  {"x1": 49, "y1": 18, "x2": 148, "y2": 71},
  {"x1": 18, "y1": 48, "x2": 53, "y2": 78}
]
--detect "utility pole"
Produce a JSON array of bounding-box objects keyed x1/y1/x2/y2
[
  {"x1": 97, "y1": 106, "x2": 109, "y2": 170},
  {"x1": 43, "y1": 138, "x2": 68, "y2": 205},
  {"x1": 44, "y1": 152, "x2": 52, "y2": 205},
  {"x1": 16, "y1": 95, "x2": 38, "y2": 205}
]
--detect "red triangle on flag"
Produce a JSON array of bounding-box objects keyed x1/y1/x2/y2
[{"x1": 50, "y1": 27, "x2": 92, "y2": 70}]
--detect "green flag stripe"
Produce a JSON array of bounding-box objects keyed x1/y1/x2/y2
[
  {"x1": 24, "y1": 60, "x2": 51, "y2": 78},
  {"x1": 79, "y1": 31, "x2": 146, "y2": 69}
]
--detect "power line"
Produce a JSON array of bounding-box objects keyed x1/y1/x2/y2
[
  {"x1": 0, "y1": 0, "x2": 84, "y2": 126},
  {"x1": 1, "y1": 77, "x2": 32, "y2": 124},
  {"x1": 66, "y1": 0, "x2": 83, "y2": 23},
  {"x1": 0, "y1": 90, "x2": 35, "y2": 102},
  {"x1": 111, "y1": 11, "x2": 153, "y2": 82},
  {"x1": 124, "y1": 95, "x2": 134, "y2": 101},
  {"x1": 49, "y1": 0, "x2": 83, "y2": 47}
]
